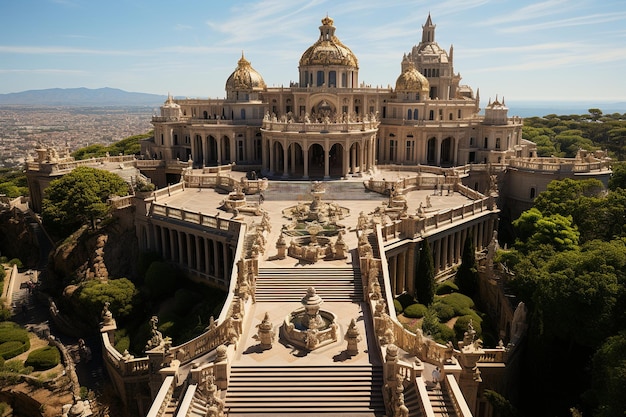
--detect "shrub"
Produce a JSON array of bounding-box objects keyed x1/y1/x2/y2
[
  {"x1": 436, "y1": 323, "x2": 456, "y2": 344},
  {"x1": 431, "y1": 302, "x2": 455, "y2": 322},
  {"x1": 114, "y1": 335, "x2": 130, "y2": 354},
  {"x1": 436, "y1": 280, "x2": 458, "y2": 295},
  {"x1": 395, "y1": 292, "x2": 416, "y2": 310},
  {"x1": 393, "y1": 299, "x2": 403, "y2": 314},
  {"x1": 0, "y1": 322, "x2": 30, "y2": 359},
  {"x1": 7, "y1": 259, "x2": 22, "y2": 269},
  {"x1": 0, "y1": 341, "x2": 28, "y2": 360},
  {"x1": 25, "y1": 346, "x2": 61, "y2": 370},
  {"x1": 438, "y1": 292, "x2": 475, "y2": 316},
  {"x1": 454, "y1": 314, "x2": 483, "y2": 342},
  {"x1": 403, "y1": 303, "x2": 428, "y2": 318}
]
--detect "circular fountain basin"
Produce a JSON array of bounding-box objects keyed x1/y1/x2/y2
[{"x1": 282, "y1": 308, "x2": 338, "y2": 351}]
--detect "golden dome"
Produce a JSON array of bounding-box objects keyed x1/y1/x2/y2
[
  {"x1": 225, "y1": 52, "x2": 267, "y2": 92},
  {"x1": 299, "y1": 16, "x2": 358, "y2": 68},
  {"x1": 395, "y1": 63, "x2": 429, "y2": 94}
]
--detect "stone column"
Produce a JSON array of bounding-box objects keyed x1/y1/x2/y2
[
  {"x1": 324, "y1": 146, "x2": 330, "y2": 179},
  {"x1": 303, "y1": 147, "x2": 309, "y2": 179}
]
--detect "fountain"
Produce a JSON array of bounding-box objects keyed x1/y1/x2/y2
[
  {"x1": 283, "y1": 287, "x2": 338, "y2": 351},
  {"x1": 280, "y1": 181, "x2": 350, "y2": 263}
]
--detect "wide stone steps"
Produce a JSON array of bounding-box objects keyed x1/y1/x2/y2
[
  {"x1": 428, "y1": 387, "x2": 457, "y2": 417},
  {"x1": 263, "y1": 181, "x2": 385, "y2": 201},
  {"x1": 225, "y1": 365, "x2": 385, "y2": 416},
  {"x1": 402, "y1": 383, "x2": 423, "y2": 417},
  {"x1": 255, "y1": 267, "x2": 363, "y2": 302}
]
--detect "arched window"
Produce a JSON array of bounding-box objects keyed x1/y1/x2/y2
[
  {"x1": 407, "y1": 109, "x2": 412, "y2": 120},
  {"x1": 530, "y1": 187, "x2": 536, "y2": 199},
  {"x1": 240, "y1": 109, "x2": 246, "y2": 120},
  {"x1": 413, "y1": 109, "x2": 418, "y2": 120},
  {"x1": 329, "y1": 71, "x2": 336, "y2": 87},
  {"x1": 317, "y1": 71, "x2": 324, "y2": 86},
  {"x1": 203, "y1": 111, "x2": 208, "y2": 119},
  {"x1": 429, "y1": 110, "x2": 434, "y2": 120}
]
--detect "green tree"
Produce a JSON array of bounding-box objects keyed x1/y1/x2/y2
[
  {"x1": 591, "y1": 331, "x2": 626, "y2": 417},
  {"x1": 455, "y1": 232, "x2": 478, "y2": 297},
  {"x1": 76, "y1": 278, "x2": 138, "y2": 325},
  {"x1": 414, "y1": 239, "x2": 435, "y2": 305},
  {"x1": 608, "y1": 161, "x2": 626, "y2": 191},
  {"x1": 42, "y1": 166, "x2": 129, "y2": 235},
  {"x1": 512, "y1": 208, "x2": 579, "y2": 252}
]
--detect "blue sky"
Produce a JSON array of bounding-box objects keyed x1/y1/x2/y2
[{"x1": 1, "y1": 0, "x2": 625, "y2": 103}]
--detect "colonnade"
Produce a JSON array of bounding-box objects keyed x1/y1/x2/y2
[
  {"x1": 386, "y1": 216, "x2": 495, "y2": 295},
  {"x1": 378, "y1": 133, "x2": 459, "y2": 166},
  {"x1": 263, "y1": 135, "x2": 376, "y2": 179},
  {"x1": 138, "y1": 222, "x2": 235, "y2": 288}
]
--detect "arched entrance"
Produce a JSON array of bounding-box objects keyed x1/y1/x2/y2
[
  {"x1": 440, "y1": 137, "x2": 453, "y2": 166},
  {"x1": 273, "y1": 142, "x2": 285, "y2": 176},
  {"x1": 287, "y1": 143, "x2": 304, "y2": 177},
  {"x1": 308, "y1": 143, "x2": 325, "y2": 178},
  {"x1": 329, "y1": 143, "x2": 344, "y2": 177},
  {"x1": 427, "y1": 137, "x2": 437, "y2": 165},
  {"x1": 194, "y1": 134, "x2": 203, "y2": 166},
  {"x1": 206, "y1": 135, "x2": 218, "y2": 165}
]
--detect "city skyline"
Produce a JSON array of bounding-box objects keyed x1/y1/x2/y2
[{"x1": 1, "y1": 0, "x2": 625, "y2": 103}]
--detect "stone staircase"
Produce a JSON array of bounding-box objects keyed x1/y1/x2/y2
[
  {"x1": 255, "y1": 267, "x2": 363, "y2": 302},
  {"x1": 224, "y1": 364, "x2": 385, "y2": 416},
  {"x1": 428, "y1": 384, "x2": 457, "y2": 417},
  {"x1": 263, "y1": 181, "x2": 385, "y2": 201}
]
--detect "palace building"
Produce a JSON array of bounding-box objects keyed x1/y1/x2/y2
[
  {"x1": 24, "y1": 14, "x2": 612, "y2": 417},
  {"x1": 143, "y1": 14, "x2": 530, "y2": 181}
]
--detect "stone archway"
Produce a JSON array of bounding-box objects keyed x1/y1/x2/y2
[
  {"x1": 206, "y1": 135, "x2": 218, "y2": 165},
  {"x1": 427, "y1": 137, "x2": 437, "y2": 165},
  {"x1": 440, "y1": 137, "x2": 453, "y2": 166},
  {"x1": 287, "y1": 142, "x2": 304, "y2": 177},
  {"x1": 273, "y1": 141, "x2": 285, "y2": 176},
  {"x1": 329, "y1": 143, "x2": 344, "y2": 177},
  {"x1": 308, "y1": 143, "x2": 325, "y2": 178}
]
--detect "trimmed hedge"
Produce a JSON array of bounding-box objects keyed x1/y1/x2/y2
[
  {"x1": 431, "y1": 302, "x2": 456, "y2": 322},
  {"x1": 403, "y1": 303, "x2": 428, "y2": 318},
  {"x1": 0, "y1": 322, "x2": 30, "y2": 359},
  {"x1": 25, "y1": 346, "x2": 61, "y2": 370},
  {"x1": 453, "y1": 314, "x2": 483, "y2": 342},
  {"x1": 436, "y1": 280, "x2": 459, "y2": 295},
  {"x1": 437, "y1": 292, "x2": 475, "y2": 316},
  {"x1": 393, "y1": 299, "x2": 403, "y2": 314}
]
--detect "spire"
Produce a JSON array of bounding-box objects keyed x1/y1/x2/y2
[{"x1": 422, "y1": 13, "x2": 436, "y2": 43}]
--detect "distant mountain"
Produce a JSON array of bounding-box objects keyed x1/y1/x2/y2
[{"x1": 0, "y1": 87, "x2": 167, "y2": 106}]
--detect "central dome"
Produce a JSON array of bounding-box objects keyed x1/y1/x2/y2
[{"x1": 299, "y1": 16, "x2": 358, "y2": 68}]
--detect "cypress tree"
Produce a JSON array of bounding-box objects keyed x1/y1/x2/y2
[
  {"x1": 456, "y1": 232, "x2": 478, "y2": 297},
  {"x1": 414, "y1": 238, "x2": 435, "y2": 305}
]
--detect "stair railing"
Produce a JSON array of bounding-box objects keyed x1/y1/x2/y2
[{"x1": 443, "y1": 373, "x2": 474, "y2": 417}]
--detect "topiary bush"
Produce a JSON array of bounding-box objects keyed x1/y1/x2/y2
[
  {"x1": 437, "y1": 292, "x2": 475, "y2": 316},
  {"x1": 453, "y1": 314, "x2": 483, "y2": 342},
  {"x1": 0, "y1": 322, "x2": 30, "y2": 359},
  {"x1": 430, "y1": 302, "x2": 456, "y2": 322},
  {"x1": 25, "y1": 346, "x2": 61, "y2": 371},
  {"x1": 403, "y1": 303, "x2": 428, "y2": 318},
  {"x1": 436, "y1": 280, "x2": 459, "y2": 295},
  {"x1": 435, "y1": 323, "x2": 456, "y2": 344},
  {"x1": 393, "y1": 299, "x2": 403, "y2": 314}
]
